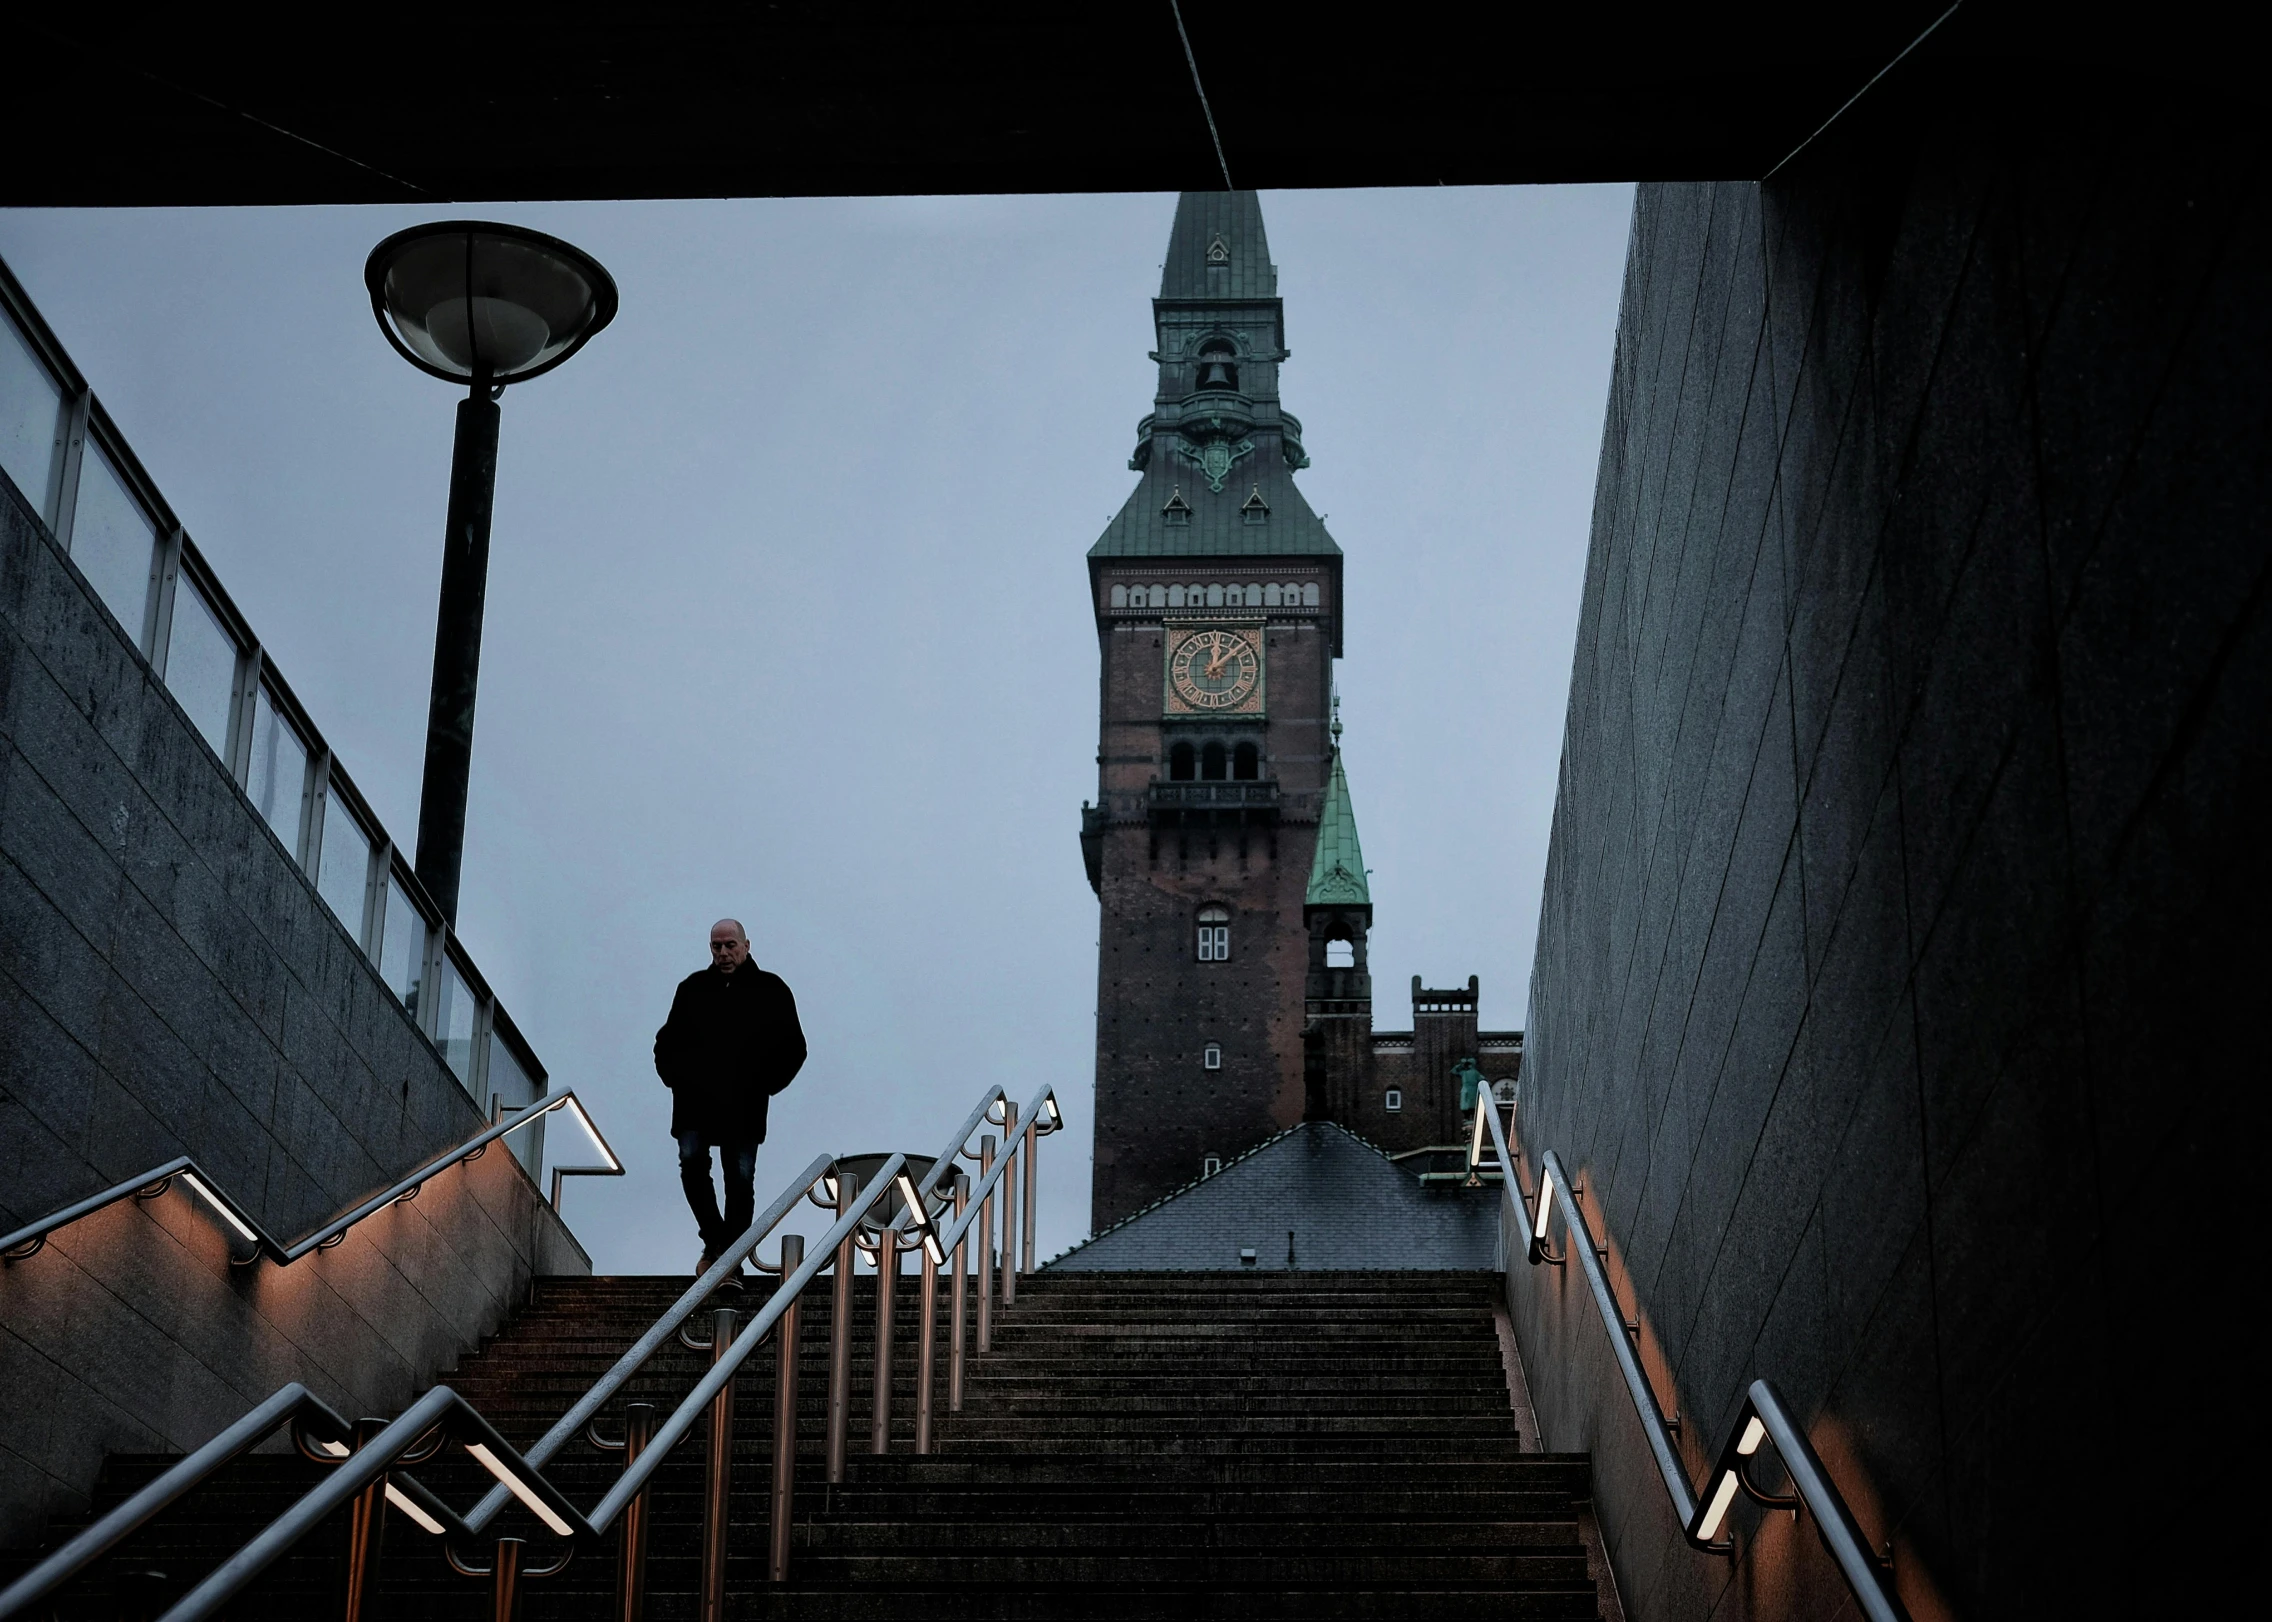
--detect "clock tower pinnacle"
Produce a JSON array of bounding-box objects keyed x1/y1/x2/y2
[{"x1": 1081, "y1": 191, "x2": 1344, "y2": 1232}]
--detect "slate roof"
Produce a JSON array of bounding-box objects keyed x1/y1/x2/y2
[
  {"x1": 1160, "y1": 190, "x2": 1277, "y2": 301},
  {"x1": 1045, "y1": 1122, "x2": 1503, "y2": 1272},
  {"x1": 1307, "y1": 740, "x2": 1370, "y2": 906}
]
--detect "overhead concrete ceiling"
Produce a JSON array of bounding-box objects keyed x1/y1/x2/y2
[{"x1": 2, "y1": 5, "x2": 2026, "y2": 205}]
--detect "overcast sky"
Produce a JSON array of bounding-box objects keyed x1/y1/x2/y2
[{"x1": 0, "y1": 187, "x2": 1633, "y2": 1271}]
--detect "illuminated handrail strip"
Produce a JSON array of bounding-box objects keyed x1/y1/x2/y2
[
  {"x1": 0, "y1": 1089, "x2": 618, "y2": 1267},
  {"x1": 1473, "y1": 1095, "x2": 1911, "y2": 1622}
]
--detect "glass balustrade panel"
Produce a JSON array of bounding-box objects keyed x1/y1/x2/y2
[
  {"x1": 430, "y1": 953, "x2": 479, "y2": 1092},
  {"x1": 68, "y1": 440, "x2": 158, "y2": 641},
  {"x1": 163, "y1": 573, "x2": 239, "y2": 755},
  {"x1": 487, "y1": 1030, "x2": 546, "y2": 1175},
  {"x1": 380, "y1": 874, "x2": 425, "y2": 1015},
  {"x1": 244, "y1": 683, "x2": 309, "y2": 857},
  {"x1": 0, "y1": 311, "x2": 63, "y2": 516},
  {"x1": 315, "y1": 786, "x2": 373, "y2": 947}
]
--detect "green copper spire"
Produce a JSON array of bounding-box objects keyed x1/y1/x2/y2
[{"x1": 1307, "y1": 702, "x2": 1370, "y2": 907}]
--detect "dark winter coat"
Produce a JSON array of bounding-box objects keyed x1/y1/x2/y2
[{"x1": 653, "y1": 965, "x2": 807, "y2": 1140}]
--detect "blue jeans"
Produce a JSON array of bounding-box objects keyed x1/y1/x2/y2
[{"x1": 677, "y1": 1132, "x2": 760, "y2": 1255}]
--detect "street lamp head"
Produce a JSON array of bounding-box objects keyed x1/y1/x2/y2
[{"x1": 366, "y1": 221, "x2": 616, "y2": 390}]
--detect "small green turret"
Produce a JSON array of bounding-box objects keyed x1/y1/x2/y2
[{"x1": 1307, "y1": 701, "x2": 1370, "y2": 907}]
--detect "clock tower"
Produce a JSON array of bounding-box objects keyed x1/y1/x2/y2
[{"x1": 1081, "y1": 192, "x2": 1344, "y2": 1231}]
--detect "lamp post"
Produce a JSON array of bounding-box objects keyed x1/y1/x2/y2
[{"x1": 365, "y1": 222, "x2": 617, "y2": 924}]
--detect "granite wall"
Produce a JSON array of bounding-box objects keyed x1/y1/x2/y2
[
  {"x1": 0, "y1": 475, "x2": 588, "y2": 1545},
  {"x1": 1509, "y1": 98, "x2": 2265, "y2": 1622}
]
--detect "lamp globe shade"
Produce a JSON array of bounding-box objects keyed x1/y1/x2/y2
[{"x1": 366, "y1": 221, "x2": 617, "y2": 387}]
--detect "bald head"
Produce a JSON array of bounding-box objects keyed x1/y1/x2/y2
[{"x1": 709, "y1": 919, "x2": 750, "y2": 973}]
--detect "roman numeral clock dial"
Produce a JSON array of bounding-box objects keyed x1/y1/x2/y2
[{"x1": 1168, "y1": 628, "x2": 1262, "y2": 711}]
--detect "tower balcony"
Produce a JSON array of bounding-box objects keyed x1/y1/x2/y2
[{"x1": 1146, "y1": 779, "x2": 1281, "y2": 824}]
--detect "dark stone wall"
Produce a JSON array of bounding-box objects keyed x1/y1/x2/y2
[
  {"x1": 1510, "y1": 107, "x2": 2266, "y2": 1622},
  {"x1": 0, "y1": 478, "x2": 587, "y2": 1543}
]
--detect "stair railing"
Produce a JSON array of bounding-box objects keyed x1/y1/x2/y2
[
  {"x1": 0, "y1": 1089, "x2": 620, "y2": 1268},
  {"x1": 0, "y1": 1083, "x2": 1066, "y2": 1621},
  {"x1": 1469, "y1": 1093, "x2": 1912, "y2": 1622}
]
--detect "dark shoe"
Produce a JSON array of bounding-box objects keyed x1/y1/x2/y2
[{"x1": 696, "y1": 1248, "x2": 719, "y2": 1276}]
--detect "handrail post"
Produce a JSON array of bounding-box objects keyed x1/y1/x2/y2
[
  {"x1": 769, "y1": 1235, "x2": 804, "y2": 1583},
  {"x1": 490, "y1": 1536, "x2": 525, "y2": 1622},
  {"x1": 870, "y1": 1228, "x2": 898, "y2": 1453},
  {"x1": 976, "y1": 1136, "x2": 996, "y2": 1354},
  {"x1": 827, "y1": 1171, "x2": 857, "y2": 1484},
  {"x1": 950, "y1": 1172, "x2": 969, "y2": 1412},
  {"x1": 999, "y1": 1103, "x2": 1019, "y2": 1308},
  {"x1": 699, "y1": 1305, "x2": 737, "y2": 1622},
  {"x1": 915, "y1": 1225, "x2": 939, "y2": 1453},
  {"x1": 614, "y1": 1402, "x2": 655, "y2": 1622},
  {"x1": 1021, "y1": 1113, "x2": 1038, "y2": 1275},
  {"x1": 342, "y1": 1416, "x2": 387, "y2": 1622}
]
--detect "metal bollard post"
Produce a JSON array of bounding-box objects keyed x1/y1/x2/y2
[
  {"x1": 490, "y1": 1536, "x2": 525, "y2": 1622},
  {"x1": 342, "y1": 1417, "x2": 388, "y2": 1622},
  {"x1": 769, "y1": 1235, "x2": 804, "y2": 1583},
  {"x1": 976, "y1": 1136, "x2": 995, "y2": 1354},
  {"x1": 827, "y1": 1171, "x2": 857, "y2": 1484},
  {"x1": 615, "y1": 1402, "x2": 656, "y2": 1622},
  {"x1": 950, "y1": 1171, "x2": 969, "y2": 1412},
  {"x1": 870, "y1": 1228, "x2": 898, "y2": 1453},
  {"x1": 1000, "y1": 1103, "x2": 1019, "y2": 1308},
  {"x1": 915, "y1": 1223, "x2": 939, "y2": 1453},
  {"x1": 1022, "y1": 1113, "x2": 1039, "y2": 1274},
  {"x1": 699, "y1": 1305, "x2": 737, "y2": 1622}
]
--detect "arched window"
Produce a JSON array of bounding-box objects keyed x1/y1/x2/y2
[
  {"x1": 1109, "y1": 583, "x2": 1128, "y2": 608},
  {"x1": 1244, "y1": 583, "x2": 1262, "y2": 605},
  {"x1": 1326, "y1": 939, "x2": 1355, "y2": 968},
  {"x1": 1205, "y1": 583, "x2": 1225, "y2": 608},
  {"x1": 1197, "y1": 905, "x2": 1230, "y2": 962},
  {"x1": 1151, "y1": 584, "x2": 1169, "y2": 608},
  {"x1": 1264, "y1": 582, "x2": 1282, "y2": 607},
  {"x1": 1195, "y1": 338, "x2": 1239, "y2": 392},
  {"x1": 1493, "y1": 1078, "x2": 1518, "y2": 1105},
  {"x1": 1169, "y1": 741, "x2": 1196, "y2": 781},
  {"x1": 1167, "y1": 584, "x2": 1186, "y2": 608},
  {"x1": 1302, "y1": 582, "x2": 1320, "y2": 607},
  {"x1": 1201, "y1": 741, "x2": 1227, "y2": 780},
  {"x1": 1233, "y1": 742, "x2": 1259, "y2": 780}
]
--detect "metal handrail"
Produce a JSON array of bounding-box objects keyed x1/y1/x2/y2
[
  {"x1": 1472, "y1": 1095, "x2": 1912, "y2": 1622},
  {"x1": 0, "y1": 1385, "x2": 354, "y2": 1620},
  {"x1": 5, "y1": 1084, "x2": 1066, "y2": 1621},
  {"x1": 0, "y1": 1090, "x2": 620, "y2": 1267}
]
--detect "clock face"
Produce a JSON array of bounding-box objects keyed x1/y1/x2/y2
[{"x1": 1169, "y1": 629, "x2": 1261, "y2": 711}]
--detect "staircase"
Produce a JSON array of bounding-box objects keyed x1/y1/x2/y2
[{"x1": 14, "y1": 1270, "x2": 1605, "y2": 1619}]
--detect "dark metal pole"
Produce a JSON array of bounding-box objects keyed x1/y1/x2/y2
[
  {"x1": 999, "y1": 1103, "x2": 1018, "y2": 1309},
  {"x1": 699, "y1": 1306, "x2": 737, "y2": 1622},
  {"x1": 490, "y1": 1536, "x2": 524, "y2": 1622},
  {"x1": 614, "y1": 1402, "x2": 655, "y2": 1622},
  {"x1": 826, "y1": 1174, "x2": 857, "y2": 1484},
  {"x1": 949, "y1": 1172, "x2": 968, "y2": 1412},
  {"x1": 915, "y1": 1234, "x2": 939, "y2": 1453},
  {"x1": 769, "y1": 1235, "x2": 804, "y2": 1583},
  {"x1": 413, "y1": 383, "x2": 501, "y2": 924},
  {"x1": 341, "y1": 1417, "x2": 387, "y2": 1622},
  {"x1": 869, "y1": 1230, "x2": 897, "y2": 1454},
  {"x1": 976, "y1": 1137, "x2": 995, "y2": 1355}
]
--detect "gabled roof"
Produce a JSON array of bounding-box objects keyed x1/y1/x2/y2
[
  {"x1": 1089, "y1": 465, "x2": 1339, "y2": 559},
  {"x1": 1307, "y1": 733, "x2": 1370, "y2": 906},
  {"x1": 1044, "y1": 1121, "x2": 1499, "y2": 1272}
]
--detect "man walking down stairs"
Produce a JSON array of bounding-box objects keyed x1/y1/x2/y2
[{"x1": 7, "y1": 1267, "x2": 1609, "y2": 1618}]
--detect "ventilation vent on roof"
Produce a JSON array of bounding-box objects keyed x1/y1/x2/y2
[
  {"x1": 1206, "y1": 234, "x2": 1230, "y2": 263},
  {"x1": 1163, "y1": 485, "x2": 1192, "y2": 527},
  {"x1": 1241, "y1": 485, "x2": 1270, "y2": 525}
]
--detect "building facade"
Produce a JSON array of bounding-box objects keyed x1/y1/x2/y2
[{"x1": 1083, "y1": 194, "x2": 1515, "y2": 1230}]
